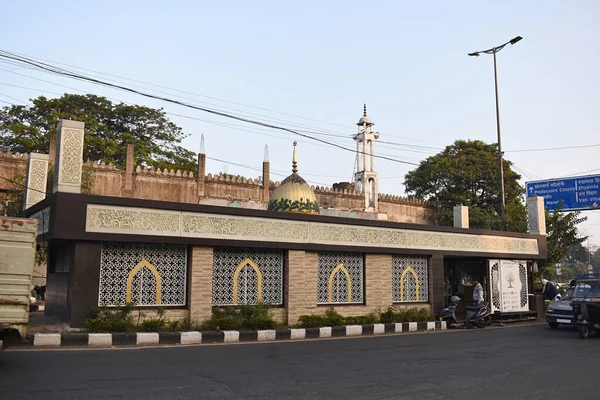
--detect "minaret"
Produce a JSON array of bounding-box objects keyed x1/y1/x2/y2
[{"x1": 353, "y1": 104, "x2": 380, "y2": 212}]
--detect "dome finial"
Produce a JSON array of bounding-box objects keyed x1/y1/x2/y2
[
  {"x1": 292, "y1": 141, "x2": 298, "y2": 174},
  {"x1": 363, "y1": 103, "x2": 367, "y2": 117}
]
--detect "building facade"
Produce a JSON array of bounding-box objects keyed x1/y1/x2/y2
[{"x1": 20, "y1": 114, "x2": 548, "y2": 328}]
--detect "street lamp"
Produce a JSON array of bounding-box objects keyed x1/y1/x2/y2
[{"x1": 469, "y1": 36, "x2": 523, "y2": 231}]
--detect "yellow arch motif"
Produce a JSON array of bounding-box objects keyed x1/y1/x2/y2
[
  {"x1": 126, "y1": 260, "x2": 162, "y2": 305},
  {"x1": 399, "y1": 266, "x2": 419, "y2": 301},
  {"x1": 233, "y1": 258, "x2": 263, "y2": 305},
  {"x1": 328, "y1": 264, "x2": 352, "y2": 303}
]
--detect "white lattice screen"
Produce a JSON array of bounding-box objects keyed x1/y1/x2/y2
[
  {"x1": 212, "y1": 248, "x2": 283, "y2": 306},
  {"x1": 317, "y1": 252, "x2": 364, "y2": 304},
  {"x1": 392, "y1": 255, "x2": 428, "y2": 302},
  {"x1": 98, "y1": 243, "x2": 187, "y2": 307}
]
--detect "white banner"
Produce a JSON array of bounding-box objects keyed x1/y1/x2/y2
[{"x1": 488, "y1": 260, "x2": 529, "y2": 313}]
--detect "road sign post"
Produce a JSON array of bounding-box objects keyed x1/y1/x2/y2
[{"x1": 526, "y1": 174, "x2": 600, "y2": 212}]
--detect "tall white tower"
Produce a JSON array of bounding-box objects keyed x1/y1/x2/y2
[{"x1": 353, "y1": 104, "x2": 380, "y2": 212}]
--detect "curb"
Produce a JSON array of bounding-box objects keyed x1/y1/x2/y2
[{"x1": 22, "y1": 321, "x2": 446, "y2": 348}]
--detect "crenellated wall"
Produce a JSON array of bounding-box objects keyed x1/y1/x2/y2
[
  {"x1": 0, "y1": 151, "x2": 28, "y2": 192},
  {"x1": 1, "y1": 147, "x2": 435, "y2": 224},
  {"x1": 204, "y1": 173, "x2": 264, "y2": 202}
]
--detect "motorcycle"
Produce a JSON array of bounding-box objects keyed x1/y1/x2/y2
[{"x1": 438, "y1": 295, "x2": 492, "y2": 329}]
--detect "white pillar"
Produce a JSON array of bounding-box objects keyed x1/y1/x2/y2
[
  {"x1": 453, "y1": 205, "x2": 469, "y2": 228},
  {"x1": 370, "y1": 139, "x2": 375, "y2": 172},
  {"x1": 23, "y1": 153, "x2": 49, "y2": 210},
  {"x1": 357, "y1": 140, "x2": 363, "y2": 173},
  {"x1": 53, "y1": 120, "x2": 85, "y2": 194},
  {"x1": 527, "y1": 196, "x2": 546, "y2": 235}
]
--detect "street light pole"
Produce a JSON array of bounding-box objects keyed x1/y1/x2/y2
[
  {"x1": 492, "y1": 49, "x2": 506, "y2": 231},
  {"x1": 469, "y1": 36, "x2": 522, "y2": 231}
]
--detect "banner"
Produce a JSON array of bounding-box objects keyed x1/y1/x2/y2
[{"x1": 488, "y1": 260, "x2": 529, "y2": 313}]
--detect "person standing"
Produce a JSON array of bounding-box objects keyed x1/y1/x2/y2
[
  {"x1": 473, "y1": 278, "x2": 484, "y2": 305},
  {"x1": 541, "y1": 279, "x2": 560, "y2": 302}
]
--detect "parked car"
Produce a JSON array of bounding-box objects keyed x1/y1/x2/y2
[{"x1": 546, "y1": 287, "x2": 575, "y2": 328}]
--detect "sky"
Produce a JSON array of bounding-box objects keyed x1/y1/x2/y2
[{"x1": 2, "y1": 1, "x2": 600, "y2": 247}]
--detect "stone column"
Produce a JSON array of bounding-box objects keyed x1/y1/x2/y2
[
  {"x1": 262, "y1": 161, "x2": 270, "y2": 202},
  {"x1": 23, "y1": 153, "x2": 49, "y2": 210},
  {"x1": 48, "y1": 133, "x2": 56, "y2": 167},
  {"x1": 53, "y1": 120, "x2": 85, "y2": 194},
  {"x1": 527, "y1": 196, "x2": 546, "y2": 235},
  {"x1": 365, "y1": 254, "x2": 392, "y2": 310},
  {"x1": 453, "y1": 205, "x2": 469, "y2": 228},
  {"x1": 430, "y1": 254, "x2": 444, "y2": 314},
  {"x1": 189, "y1": 247, "x2": 213, "y2": 323},
  {"x1": 262, "y1": 145, "x2": 270, "y2": 202},
  {"x1": 197, "y1": 153, "x2": 206, "y2": 200},
  {"x1": 124, "y1": 143, "x2": 134, "y2": 194},
  {"x1": 287, "y1": 250, "x2": 318, "y2": 325}
]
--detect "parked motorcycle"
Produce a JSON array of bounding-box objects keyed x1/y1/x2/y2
[{"x1": 438, "y1": 295, "x2": 492, "y2": 328}]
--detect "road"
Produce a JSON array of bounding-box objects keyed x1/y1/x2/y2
[{"x1": 0, "y1": 324, "x2": 593, "y2": 400}]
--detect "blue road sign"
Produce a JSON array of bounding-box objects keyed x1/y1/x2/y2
[{"x1": 526, "y1": 175, "x2": 600, "y2": 211}]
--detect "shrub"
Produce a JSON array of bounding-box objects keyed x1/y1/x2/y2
[
  {"x1": 84, "y1": 303, "x2": 136, "y2": 333},
  {"x1": 201, "y1": 303, "x2": 277, "y2": 331},
  {"x1": 324, "y1": 308, "x2": 345, "y2": 326},
  {"x1": 297, "y1": 308, "x2": 378, "y2": 328},
  {"x1": 379, "y1": 306, "x2": 435, "y2": 323},
  {"x1": 298, "y1": 314, "x2": 327, "y2": 328},
  {"x1": 343, "y1": 314, "x2": 377, "y2": 325}
]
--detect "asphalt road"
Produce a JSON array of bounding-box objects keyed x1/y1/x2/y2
[{"x1": 0, "y1": 324, "x2": 593, "y2": 400}]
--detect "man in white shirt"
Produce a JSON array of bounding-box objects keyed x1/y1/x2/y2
[{"x1": 473, "y1": 278, "x2": 484, "y2": 305}]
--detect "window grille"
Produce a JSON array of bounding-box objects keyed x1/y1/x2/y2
[
  {"x1": 98, "y1": 243, "x2": 187, "y2": 307},
  {"x1": 317, "y1": 252, "x2": 364, "y2": 304},
  {"x1": 212, "y1": 248, "x2": 283, "y2": 306},
  {"x1": 392, "y1": 256, "x2": 428, "y2": 302}
]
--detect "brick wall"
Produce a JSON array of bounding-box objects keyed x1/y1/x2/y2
[
  {"x1": 1, "y1": 151, "x2": 435, "y2": 224},
  {"x1": 189, "y1": 247, "x2": 213, "y2": 323}
]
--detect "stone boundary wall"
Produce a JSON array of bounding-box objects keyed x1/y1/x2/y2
[{"x1": 0, "y1": 151, "x2": 435, "y2": 224}]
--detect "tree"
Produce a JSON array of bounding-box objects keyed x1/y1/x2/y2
[
  {"x1": 404, "y1": 139, "x2": 526, "y2": 231},
  {"x1": 566, "y1": 243, "x2": 588, "y2": 265},
  {"x1": 0, "y1": 94, "x2": 197, "y2": 171},
  {"x1": 539, "y1": 204, "x2": 588, "y2": 279}
]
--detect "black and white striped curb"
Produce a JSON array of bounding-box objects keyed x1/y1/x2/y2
[{"x1": 25, "y1": 321, "x2": 446, "y2": 348}]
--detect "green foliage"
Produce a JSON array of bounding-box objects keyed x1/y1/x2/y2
[
  {"x1": 539, "y1": 204, "x2": 588, "y2": 279},
  {"x1": 81, "y1": 165, "x2": 96, "y2": 194},
  {"x1": 3, "y1": 169, "x2": 25, "y2": 217},
  {"x1": 84, "y1": 304, "x2": 203, "y2": 333},
  {"x1": 0, "y1": 94, "x2": 197, "y2": 172},
  {"x1": 297, "y1": 308, "x2": 377, "y2": 328},
  {"x1": 84, "y1": 303, "x2": 136, "y2": 333},
  {"x1": 201, "y1": 303, "x2": 277, "y2": 331},
  {"x1": 379, "y1": 306, "x2": 435, "y2": 323},
  {"x1": 138, "y1": 307, "x2": 168, "y2": 332},
  {"x1": 404, "y1": 139, "x2": 526, "y2": 232},
  {"x1": 268, "y1": 197, "x2": 319, "y2": 213}
]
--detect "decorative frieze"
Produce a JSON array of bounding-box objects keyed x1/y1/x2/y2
[
  {"x1": 53, "y1": 120, "x2": 85, "y2": 194},
  {"x1": 84, "y1": 205, "x2": 541, "y2": 255},
  {"x1": 24, "y1": 153, "x2": 49, "y2": 210}
]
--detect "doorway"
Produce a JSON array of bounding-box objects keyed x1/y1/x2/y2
[{"x1": 443, "y1": 258, "x2": 488, "y2": 317}]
